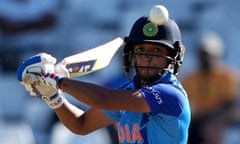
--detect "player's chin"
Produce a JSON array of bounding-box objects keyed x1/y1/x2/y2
[
  {"x1": 138, "y1": 68, "x2": 159, "y2": 77},
  {"x1": 138, "y1": 72, "x2": 161, "y2": 84}
]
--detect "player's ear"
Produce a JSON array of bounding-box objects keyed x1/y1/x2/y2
[
  {"x1": 173, "y1": 41, "x2": 185, "y2": 75},
  {"x1": 123, "y1": 37, "x2": 134, "y2": 73},
  {"x1": 123, "y1": 46, "x2": 132, "y2": 73}
]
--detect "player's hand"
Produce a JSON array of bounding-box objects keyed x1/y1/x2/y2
[
  {"x1": 27, "y1": 73, "x2": 65, "y2": 109},
  {"x1": 55, "y1": 63, "x2": 70, "y2": 80},
  {"x1": 17, "y1": 53, "x2": 69, "y2": 88},
  {"x1": 17, "y1": 53, "x2": 57, "y2": 97},
  {"x1": 17, "y1": 52, "x2": 57, "y2": 84},
  {"x1": 17, "y1": 53, "x2": 67, "y2": 109},
  {"x1": 33, "y1": 63, "x2": 70, "y2": 90}
]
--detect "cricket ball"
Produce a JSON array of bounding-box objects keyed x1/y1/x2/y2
[{"x1": 149, "y1": 5, "x2": 169, "y2": 25}]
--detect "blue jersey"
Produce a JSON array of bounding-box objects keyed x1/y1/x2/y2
[{"x1": 102, "y1": 72, "x2": 191, "y2": 144}]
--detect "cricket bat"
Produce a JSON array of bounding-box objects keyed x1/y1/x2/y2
[
  {"x1": 62, "y1": 37, "x2": 125, "y2": 77},
  {"x1": 23, "y1": 37, "x2": 125, "y2": 84}
]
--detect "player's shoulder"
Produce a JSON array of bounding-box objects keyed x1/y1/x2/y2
[{"x1": 158, "y1": 82, "x2": 185, "y2": 94}]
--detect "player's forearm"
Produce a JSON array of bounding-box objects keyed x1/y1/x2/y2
[
  {"x1": 58, "y1": 78, "x2": 112, "y2": 108},
  {"x1": 58, "y1": 78, "x2": 150, "y2": 112}
]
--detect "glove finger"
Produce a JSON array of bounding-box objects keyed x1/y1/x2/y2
[
  {"x1": 22, "y1": 74, "x2": 44, "y2": 97},
  {"x1": 17, "y1": 53, "x2": 56, "y2": 82},
  {"x1": 22, "y1": 73, "x2": 41, "y2": 85},
  {"x1": 24, "y1": 84, "x2": 33, "y2": 92},
  {"x1": 24, "y1": 84, "x2": 37, "y2": 96},
  {"x1": 30, "y1": 91, "x2": 37, "y2": 96},
  {"x1": 27, "y1": 67, "x2": 43, "y2": 75},
  {"x1": 31, "y1": 83, "x2": 44, "y2": 97},
  {"x1": 17, "y1": 55, "x2": 42, "y2": 82},
  {"x1": 40, "y1": 53, "x2": 56, "y2": 65},
  {"x1": 26, "y1": 64, "x2": 55, "y2": 79},
  {"x1": 30, "y1": 75, "x2": 58, "y2": 97},
  {"x1": 55, "y1": 63, "x2": 70, "y2": 78}
]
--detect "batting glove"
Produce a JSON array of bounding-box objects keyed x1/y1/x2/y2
[
  {"x1": 30, "y1": 64, "x2": 69, "y2": 109},
  {"x1": 27, "y1": 73, "x2": 65, "y2": 109},
  {"x1": 17, "y1": 53, "x2": 56, "y2": 83},
  {"x1": 17, "y1": 53, "x2": 68, "y2": 109}
]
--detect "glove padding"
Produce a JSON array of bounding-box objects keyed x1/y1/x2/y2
[
  {"x1": 17, "y1": 53, "x2": 57, "y2": 83},
  {"x1": 44, "y1": 63, "x2": 69, "y2": 89},
  {"x1": 17, "y1": 53, "x2": 58, "y2": 97},
  {"x1": 24, "y1": 73, "x2": 65, "y2": 109},
  {"x1": 17, "y1": 53, "x2": 69, "y2": 109},
  {"x1": 31, "y1": 74, "x2": 65, "y2": 109},
  {"x1": 17, "y1": 52, "x2": 69, "y2": 91}
]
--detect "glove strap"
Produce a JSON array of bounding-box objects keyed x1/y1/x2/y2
[{"x1": 42, "y1": 90, "x2": 65, "y2": 109}]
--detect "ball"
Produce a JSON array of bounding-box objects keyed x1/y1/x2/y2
[{"x1": 149, "y1": 5, "x2": 169, "y2": 25}]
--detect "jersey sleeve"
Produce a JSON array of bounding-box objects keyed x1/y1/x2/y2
[{"x1": 139, "y1": 84, "x2": 185, "y2": 116}]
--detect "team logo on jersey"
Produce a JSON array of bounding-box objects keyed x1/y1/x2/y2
[
  {"x1": 143, "y1": 22, "x2": 158, "y2": 37},
  {"x1": 116, "y1": 123, "x2": 144, "y2": 143}
]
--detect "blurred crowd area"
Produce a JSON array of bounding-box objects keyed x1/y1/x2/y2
[{"x1": 0, "y1": 0, "x2": 240, "y2": 144}]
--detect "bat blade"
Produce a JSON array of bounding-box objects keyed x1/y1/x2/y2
[{"x1": 60, "y1": 37, "x2": 125, "y2": 77}]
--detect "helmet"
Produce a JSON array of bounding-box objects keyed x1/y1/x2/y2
[{"x1": 123, "y1": 16, "x2": 185, "y2": 75}]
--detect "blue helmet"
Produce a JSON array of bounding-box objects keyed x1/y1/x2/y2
[{"x1": 123, "y1": 16, "x2": 185, "y2": 75}]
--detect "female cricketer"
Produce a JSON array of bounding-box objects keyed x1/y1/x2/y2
[{"x1": 17, "y1": 5, "x2": 191, "y2": 144}]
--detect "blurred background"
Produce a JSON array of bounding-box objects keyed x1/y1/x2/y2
[{"x1": 0, "y1": 0, "x2": 240, "y2": 144}]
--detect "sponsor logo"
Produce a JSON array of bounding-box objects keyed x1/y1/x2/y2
[
  {"x1": 66, "y1": 60, "x2": 96, "y2": 73},
  {"x1": 147, "y1": 87, "x2": 163, "y2": 104}
]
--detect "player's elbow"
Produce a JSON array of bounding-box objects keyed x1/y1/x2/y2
[
  {"x1": 72, "y1": 130, "x2": 89, "y2": 135},
  {"x1": 63, "y1": 120, "x2": 94, "y2": 135},
  {"x1": 69, "y1": 127, "x2": 93, "y2": 135}
]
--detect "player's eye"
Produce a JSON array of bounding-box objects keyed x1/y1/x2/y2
[
  {"x1": 153, "y1": 48, "x2": 160, "y2": 52},
  {"x1": 135, "y1": 47, "x2": 144, "y2": 53},
  {"x1": 153, "y1": 47, "x2": 169, "y2": 56}
]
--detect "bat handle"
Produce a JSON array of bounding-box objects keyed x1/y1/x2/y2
[{"x1": 23, "y1": 74, "x2": 38, "y2": 84}]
